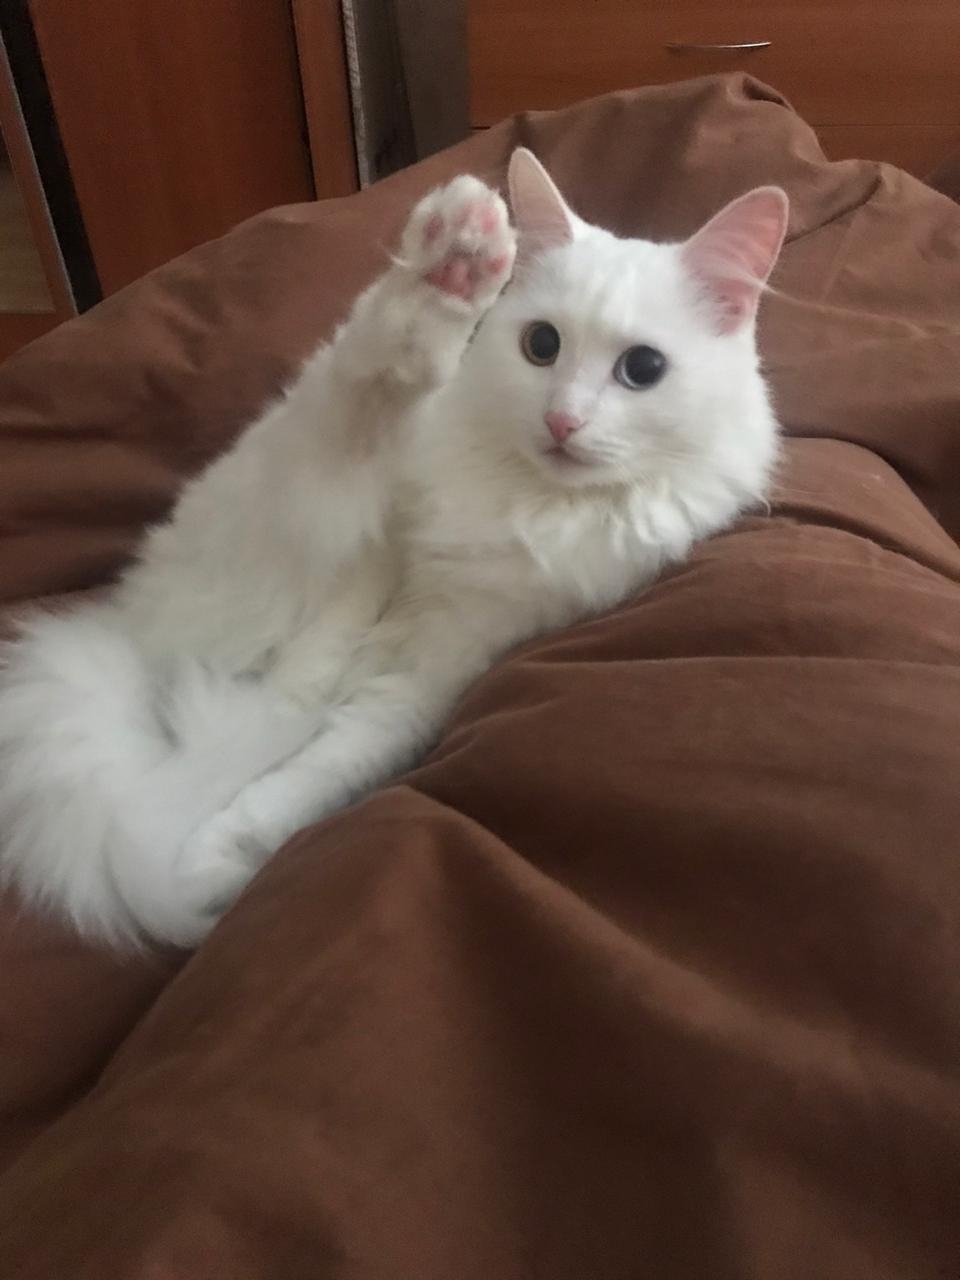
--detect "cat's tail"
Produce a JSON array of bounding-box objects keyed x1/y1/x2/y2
[{"x1": 0, "y1": 604, "x2": 323, "y2": 947}]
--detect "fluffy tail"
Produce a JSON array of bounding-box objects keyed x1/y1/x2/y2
[{"x1": 0, "y1": 604, "x2": 323, "y2": 947}]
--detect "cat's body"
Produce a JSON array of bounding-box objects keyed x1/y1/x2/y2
[{"x1": 0, "y1": 153, "x2": 788, "y2": 947}]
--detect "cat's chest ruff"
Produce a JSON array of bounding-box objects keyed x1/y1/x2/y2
[{"x1": 408, "y1": 479, "x2": 649, "y2": 612}]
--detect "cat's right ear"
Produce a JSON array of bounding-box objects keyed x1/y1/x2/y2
[
  {"x1": 507, "y1": 148, "x2": 574, "y2": 260},
  {"x1": 681, "y1": 186, "x2": 789, "y2": 335}
]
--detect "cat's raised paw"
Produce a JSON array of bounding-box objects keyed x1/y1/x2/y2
[{"x1": 403, "y1": 175, "x2": 516, "y2": 311}]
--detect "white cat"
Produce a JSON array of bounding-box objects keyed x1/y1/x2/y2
[{"x1": 0, "y1": 151, "x2": 788, "y2": 948}]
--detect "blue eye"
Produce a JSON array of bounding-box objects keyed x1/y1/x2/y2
[
  {"x1": 521, "y1": 321, "x2": 560, "y2": 366},
  {"x1": 614, "y1": 345, "x2": 667, "y2": 390}
]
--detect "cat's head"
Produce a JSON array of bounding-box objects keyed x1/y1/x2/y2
[{"x1": 463, "y1": 149, "x2": 788, "y2": 497}]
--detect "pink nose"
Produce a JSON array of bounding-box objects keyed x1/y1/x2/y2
[{"x1": 544, "y1": 410, "x2": 583, "y2": 444}]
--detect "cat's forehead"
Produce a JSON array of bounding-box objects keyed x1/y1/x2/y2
[{"x1": 513, "y1": 230, "x2": 692, "y2": 340}]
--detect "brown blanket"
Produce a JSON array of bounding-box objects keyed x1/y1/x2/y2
[{"x1": 0, "y1": 75, "x2": 958, "y2": 1278}]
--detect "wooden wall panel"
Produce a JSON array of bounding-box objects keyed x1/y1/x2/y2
[
  {"x1": 0, "y1": 24, "x2": 72, "y2": 361},
  {"x1": 28, "y1": 0, "x2": 316, "y2": 293},
  {"x1": 291, "y1": 0, "x2": 358, "y2": 198}
]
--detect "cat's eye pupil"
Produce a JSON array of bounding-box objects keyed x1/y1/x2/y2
[
  {"x1": 521, "y1": 321, "x2": 561, "y2": 366},
  {"x1": 615, "y1": 345, "x2": 667, "y2": 390}
]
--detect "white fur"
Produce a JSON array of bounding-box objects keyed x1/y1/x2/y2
[{"x1": 0, "y1": 158, "x2": 787, "y2": 947}]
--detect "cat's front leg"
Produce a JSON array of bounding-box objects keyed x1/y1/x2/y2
[
  {"x1": 404, "y1": 174, "x2": 516, "y2": 314},
  {"x1": 333, "y1": 176, "x2": 517, "y2": 399}
]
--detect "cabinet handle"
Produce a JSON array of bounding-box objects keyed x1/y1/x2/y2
[{"x1": 665, "y1": 41, "x2": 772, "y2": 51}]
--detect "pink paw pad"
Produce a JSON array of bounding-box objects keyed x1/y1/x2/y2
[
  {"x1": 423, "y1": 213, "x2": 444, "y2": 246},
  {"x1": 426, "y1": 257, "x2": 473, "y2": 299},
  {"x1": 453, "y1": 200, "x2": 501, "y2": 235},
  {"x1": 410, "y1": 177, "x2": 515, "y2": 305}
]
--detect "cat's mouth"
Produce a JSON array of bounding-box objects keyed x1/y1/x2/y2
[{"x1": 543, "y1": 444, "x2": 590, "y2": 469}]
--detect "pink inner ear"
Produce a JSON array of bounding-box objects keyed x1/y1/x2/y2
[
  {"x1": 682, "y1": 188, "x2": 788, "y2": 334},
  {"x1": 507, "y1": 148, "x2": 573, "y2": 259}
]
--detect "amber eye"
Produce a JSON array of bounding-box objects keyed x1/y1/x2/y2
[
  {"x1": 614, "y1": 345, "x2": 667, "y2": 390},
  {"x1": 520, "y1": 321, "x2": 561, "y2": 366}
]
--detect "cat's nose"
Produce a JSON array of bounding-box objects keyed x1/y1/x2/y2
[{"x1": 544, "y1": 410, "x2": 583, "y2": 443}]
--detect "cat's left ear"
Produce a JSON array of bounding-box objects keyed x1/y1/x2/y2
[
  {"x1": 681, "y1": 187, "x2": 789, "y2": 335},
  {"x1": 507, "y1": 148, "x2": 575, "y2": 260}
]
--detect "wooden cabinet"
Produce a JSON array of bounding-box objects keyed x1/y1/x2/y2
[
  {"x1": 0, "y1": 22, "x2": 75, "y2": 361},
  {"x1": 0, "y1": 0, "x2": 358, "y2": 353},
  {"x1": 468, "y1": 0, "x2": 960, "y2": 175},
  {"x1": 26, "y1": 0, "x2": 355, "y2": 296},
  {"x1": 0, "y1": 0, "x2": 466, "y2": 361}
]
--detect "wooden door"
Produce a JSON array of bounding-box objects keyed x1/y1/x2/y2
[
  {"x1": 28, "y1": 0, "x2": 318, "y2": 294},
  {"x1": 0, "y1": 26, "x2": 74, "y2": 361}
]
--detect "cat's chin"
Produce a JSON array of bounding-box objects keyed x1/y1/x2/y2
[
  {"x1": 543, "y1": 445, "x2": 588, "y2": 467},
  {"x1": 532, "y1": 444, "x2": 612, "y2": 489}
]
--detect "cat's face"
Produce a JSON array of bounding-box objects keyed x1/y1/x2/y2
[{"x1": 462, "y1": 151, "x2": 788, "y2": 494}]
